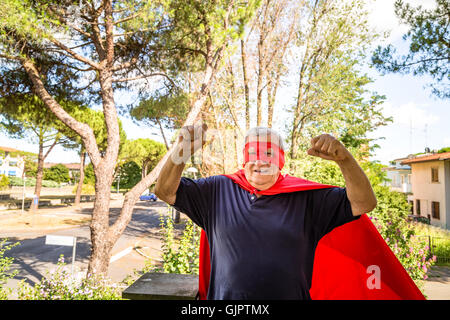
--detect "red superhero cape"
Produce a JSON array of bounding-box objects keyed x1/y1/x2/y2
[{"x1": 197, "y1": 170, "x2": 425, "y2": 300}]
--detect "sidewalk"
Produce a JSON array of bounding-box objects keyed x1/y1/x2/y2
[{"x1": 423, "y1": 266, "x2": 450, "y2": 300}]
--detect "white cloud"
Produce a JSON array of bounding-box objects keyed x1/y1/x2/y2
[{"x1": 380, "y1": 101, "x2": 439, "y2": 128}]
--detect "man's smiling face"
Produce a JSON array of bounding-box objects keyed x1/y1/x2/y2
[{"x1": 243, "y1": 135, "x2": 281, "y2": 191}]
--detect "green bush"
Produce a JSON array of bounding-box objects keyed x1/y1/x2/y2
[
  {"x1": 0, "y1": 239, "x2": 19, "y2": 300},
  {"x1": 0, "y1": 174, "x2": 9, "y2": 191},
  {"x1": 159, "y1": 210, "x2": 200, "y2": 275},
  {"x1": 122, "y1": 210, "x2": 201, "y2": 287},
  {"x1": 43, "y1": 164, "x2": 70, "y2": 184},
  {"x1": 17, "y1": 255, "x2": 121, "y2": 300},
  {"x1": 72, "y1": 184, "x2": 95, "y2": 195},
  {"x1": 411, "y1": 222, "x2": 450, "y2": 265},
  {"x1": 8, "y1": 177, "x2": 60, "y2": 188}
]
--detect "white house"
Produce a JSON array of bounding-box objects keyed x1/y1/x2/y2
[
  {"x1": 401, "y1": 151, "x2": 450, "y2": 230},
  {"x1": 0, "y1": 146, "x2": 25, "y2": 178},
  {"x1": 382, "y1": 157, "x2": 412, "y2": 194}
]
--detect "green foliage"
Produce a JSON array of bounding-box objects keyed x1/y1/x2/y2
[
  {"x1": 371, "y1": 0, "x2": 449, "y2": 99},
  {"x1": 43, "y1": 164, "x2": 70, "y2": 184},
  {"x1": 8, "y1": 176, "x2": 59, "y2": 188},
  {"x1": 437, "y1": 147, "x2": 450, "y2": 153},
  {"x1": 0, "y1": 238, "x2": 19, "y2": 300},
  {"x1": 288, "y1": 0, "x2": 390, "y2": 159},
  {"x1": 71, "y1": 184, "x2": 95, "y2": 195},
  {"x1": 130, "y1": 90, "x2": 190, "y2": 136},
  {"x1": 411, "y1": 222, "x2": 450, "y2": 266},
  {"x1": 159, "y1": 213, "x2": 200, "y2": 275},
  {"x1": 118, "y1": 138, "x2": 166, "y2": 174},
  {"x1": 83, "y1": 164, "x2": 95, "y2": 186},
  {"x1": 17, "y1": 255, "x2": 121, "y2": 300},
  {"x1": 116, "y1": 161, "x2": 142, "y2": 190},
  {"x1": 0, "y1": 174, "x2": 9, "y2": 191}
]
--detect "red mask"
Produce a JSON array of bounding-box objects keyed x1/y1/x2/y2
[{"x1": 243, "y1": 141, "x2": 285, "y2": 170}]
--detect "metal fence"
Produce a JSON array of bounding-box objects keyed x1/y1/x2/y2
[{"x1": 416, "y1": 235, "x2": 450, "y2": 264}]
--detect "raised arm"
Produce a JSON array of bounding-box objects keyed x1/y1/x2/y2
[
  {"x1": 307, "y1": 134, "x2": 377, "y2": 216},
  {"x1": 155, "y1": 124, "x2": 207, "y2": 205}
]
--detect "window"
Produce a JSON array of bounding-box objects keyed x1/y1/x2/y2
[
  {"x1": 431, "y1": 167, "x2": 439, "y2": 182},
  {"x1": 416, "y1": 199, "x2": 421, "y2": 215},
  {"x1": 9, "y1": 161, "x2": 17, "y2": 167},
  {"x1": 432, "y1": 202, "x2": 440, "y2": 220},
  {"x1": 8, "y1": 170, "x2": 16, "y2": 176}
]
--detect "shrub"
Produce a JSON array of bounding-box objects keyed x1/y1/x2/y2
[
  {"x1": 159, "y1": 210, "x2": 200, "y2": 275},
  {"x1": 8, "y1": 177, "x2": 60, "y2": 187},
  {"x1": 0, "y1": 174, "x2": 9, "y2": 191},
  {"x1": 0, "y1": 239, "x2": 19, "y2": 300},
  {"x1": 43, "y1": 164, "x2": 70, "y2": 184},
  {"x1": 17, "y1": 255, "x2": 121, "y2": 300},
  {"x1": 72, "y1": 184, "x2": 95, "y2": 195}
]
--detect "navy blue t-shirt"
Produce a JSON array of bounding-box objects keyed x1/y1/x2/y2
[{"x1": 172, "y1": 175, "x2": 360, "y2": 300}]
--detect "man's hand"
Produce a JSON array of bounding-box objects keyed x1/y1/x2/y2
[
  {"x1": 172, "y1": 123, "x2": 208, "y2": 164},
  {"x1": 307, "y1": 134, "x2": 351, "y2": 162},
  {"x1": 307, "y1": 134, "x2": 377, "y2": 216}
]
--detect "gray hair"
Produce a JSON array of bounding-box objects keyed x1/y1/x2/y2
[{"x1": 244, "y1": 127, "x2": 285, "y2": 151}]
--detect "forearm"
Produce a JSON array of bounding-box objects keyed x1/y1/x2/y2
[
  {"x1": 336, "y1": 154, "x2": 377, "y2": 216},
  {"x1": 155, "y1": 144, "x2": 186, "y2": 205}
]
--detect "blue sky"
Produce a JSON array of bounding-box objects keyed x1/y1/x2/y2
[{"x1": 0, "y1": 0, "x2": 448, "y2": 166}]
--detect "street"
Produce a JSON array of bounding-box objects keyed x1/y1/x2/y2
[{"x1": 1, "y1": 199, "x2": 184, "y2": 297}]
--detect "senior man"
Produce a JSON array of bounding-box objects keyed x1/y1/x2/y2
[{"x1": 155, "y1": 125, "x2": 378, "y2": 300}]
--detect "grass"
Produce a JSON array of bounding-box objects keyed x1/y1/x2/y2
[{"x1": 411, "y1": 222, "x2": 450, "y2": 266}]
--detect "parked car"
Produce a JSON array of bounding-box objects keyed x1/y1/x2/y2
[{"x1": 139, "y1": 193, "x2": 158, "y2": 202}]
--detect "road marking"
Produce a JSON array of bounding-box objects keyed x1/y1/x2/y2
[{"x1": 110, "y1": 246, "x2": 133, "y2": 263}]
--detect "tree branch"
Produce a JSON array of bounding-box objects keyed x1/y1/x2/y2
[
  {"x1": 22, "y1": 58, "x2": 102, "y2": 167},
  {"x1": 48, "y1": 37, "x2": 100, "y2": 70}
]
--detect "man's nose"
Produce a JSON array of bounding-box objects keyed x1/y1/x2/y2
[{"x1": 254, "y1": 159, "x2": 269, "y2": 166}]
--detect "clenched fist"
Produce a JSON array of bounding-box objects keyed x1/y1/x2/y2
[
  {"x1": 171, "y1": 123, "x2": 208, "y2": 164},
  {"x1": 307, "y1": 134, "x2": 351, "y2": 162}
]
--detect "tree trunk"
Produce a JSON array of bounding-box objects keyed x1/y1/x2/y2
[
  {"x1": 87, "y1": 177, "x2": 114, "y2": 275},
  {"x1": 74, "y1": 149, "x2": 86, "y2": 206},
  {"x1": 256, "y1": 34, "x2": 265, "y2": 127},
  {"x1": 240, "y1": 40, "x2": 250, "y2": 131},
  {"x1": 156, "y1": 118, "x2": 169, "y2": 150},
  {"x1": 30, "y1": 140, "x2": 44, "y2": 213}
]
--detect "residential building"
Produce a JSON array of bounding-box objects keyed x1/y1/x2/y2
[
  {"x1": 0, "y1": 146, "x2": 25, "y2": 178},
  {"x1": 382, "y1": 157, "x2": 412, "y2": 194},
  {"x1": 401, "y1": 151, "x2": 450, "y2": 230}
]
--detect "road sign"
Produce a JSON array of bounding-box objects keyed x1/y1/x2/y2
[
  {"x1": 45, "y1": 235, "x2": 77, "y2": 277},
  {"x1": 45, "y1": 235, "x2": 76, "y2": 246}
]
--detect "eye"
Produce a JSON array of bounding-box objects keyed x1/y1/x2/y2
[
  {"x1": 248, "y1": 147, "x2": 256, "y2": 154},
  {"x1": 265, "y1": 148, "x2": 273, "y2": 157}
]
